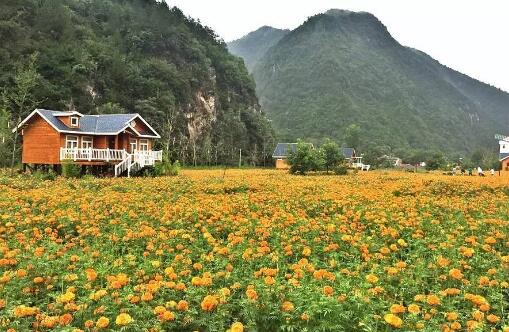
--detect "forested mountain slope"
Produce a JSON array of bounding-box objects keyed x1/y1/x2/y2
[
  {"x1": 228, "y1": 26, "x2": 289, "y2": 71},
  {"x1": 0, "y1": 0, "x2": 274, "y2": 165},
  {"x1": 229, "y1": 10, "x2": 509, "y2": 153}
]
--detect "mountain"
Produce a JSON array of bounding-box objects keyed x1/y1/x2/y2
[
  {"x1": 228, "y1": 26, "x2": 289, "y2": 71},
  {"x1": 228, "y1": 9, "x2": 509, "y2": 154},
  {"x1": 0, "y1": 0, "x2": 274, "y2": 166}
]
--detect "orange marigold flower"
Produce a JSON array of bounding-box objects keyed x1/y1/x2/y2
[
  {"x1": 390, "y1": 304, "x2": 406, "y2": 314},
  {"x1": 59, "y1": 313, "x2": 73, "y2": 326},
  {"x1": 446, "y1": 312, "x2": 458, "y2": 321},
  {"x1": 281, "y1": 301, "x2": 294, "y2": 312},
  {"x1": 426, "y1": 295, "x2": 440, "y2": 306},
  {"x1": 201, "y1": 295, "x2": 218, "y2": 311},
  {"x1": 177, "y1": 300, "x2": 189, "y2": 311},
  {"x1": 323, "y1": 285, "x2": 334, "y2": 297},
  {"x1": 486, "y1": 314, "x2": 500, "y2": 323},
  {"x1": 448, "y1": 268, "x2": 463, "y2": 280},
  {"x1": 246, "y1": 289, "x2": 258, "y2": 301},
  {"x1": 96, "y1": 316, "x2": 109, "y2": 328}
]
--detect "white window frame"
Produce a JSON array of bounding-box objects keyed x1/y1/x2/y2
[
  {"x1": 129, "y1": 138, "x2": 137, "y2": 152},
  {"x1": 139, "y1": 139, "x2": 149, "y2": 151},
  {"x1": 70, "y1": 116, "x2": 79, "y2": 127},
  {"x1": 81, "y1": 136, "x2": 93, "y2": 149},
  {"x1": 65, "y1": 135, "x2": 79, "y2": 149}
]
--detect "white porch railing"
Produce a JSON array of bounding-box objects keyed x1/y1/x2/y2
[
  {"x1": 60, "y1": 148, "x2": 163, "y2": 163},
  {"x1": 60, "y1": 148, "x2": 125, "y2": 162}
]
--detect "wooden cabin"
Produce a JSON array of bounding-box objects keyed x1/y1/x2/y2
[
  {"x1": 499, "y1": 139, "x2": 509, "y2": 171},
  {"x1": 14, "y1": 109, "x2": 162, "y2": 176}
]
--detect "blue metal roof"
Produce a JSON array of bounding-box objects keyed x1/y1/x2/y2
[
  {"x1": 34, "y1": 109, "x2": 158, "y2": 136},
  {"x1": 342, "y1": 148, "x2": 356, "y2": 159},
  {"x1": 272, "y1": 143, "x2": 298, "y2": 158},
  {"x1": 499, "y1": 153, "x2": 509, "y2": 161}
]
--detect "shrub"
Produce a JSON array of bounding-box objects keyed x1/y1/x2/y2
[
  {"x1": 153, "y1": 160, "x2": 181, "y2": 177},
  {"x1": 61, "y1": 160, "x2": 82, "y2": 178},
  {"x1": 333, "y1": 164, "x2": 348, "y2": 175},
  {"x1": 33, "y1": 170, "x2": 56, "y2": 181}
]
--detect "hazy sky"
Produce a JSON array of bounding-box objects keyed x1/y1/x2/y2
[{"x1": 166, "y1": 0, "x2": 509, "y2": 92}]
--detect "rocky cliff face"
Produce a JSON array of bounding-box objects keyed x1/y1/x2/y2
[{"x1": 0, "y1": 0, "x2": 275, "y2": 165}]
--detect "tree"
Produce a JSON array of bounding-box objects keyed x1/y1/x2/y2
[
  {"x1": 344, "y1": 124, "x2": 361, "y2": 150},
  {"x1": 7, "y1": 53, "x2": 42, "y2": 174},
  {"x1": 287, "y1": 141, "x2": 323, "y2": 175},
  {"x1": 425, "y1": 151, "x2": 447, "y2": 171},
  {"x1": 0, "y1": 93, "x2": 12, "y2": 167},
  {"x1": 321, "y1": 139, "x2": 344, "y2": 173}
]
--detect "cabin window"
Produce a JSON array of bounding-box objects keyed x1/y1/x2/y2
[
  {"x1": 81, "y1": 136, "x2": 93, "y2": 149},
  {"x1": 65, "y1": 135, "x2": 79, "y2": 149},
  {"x1": 129, "y1": 138, "x2": 137, "y2": 153},
  {"x1": 70, "y1": 117, "x2": 79, "y2": 127},
  {"x1": 139, "y1": 139, "x2": 149, "y2": 151}
]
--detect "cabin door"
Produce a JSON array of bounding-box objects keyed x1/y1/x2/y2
[{"x1": 108, "y1": 137, "x2": 115, "y2": 149}]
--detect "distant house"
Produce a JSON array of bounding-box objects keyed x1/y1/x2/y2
[
  {"x1": 272, "y1": 143, "x2": 298, "y2": 169},
  {"x1": 499, "y1": 139, "x2": 509, "y2": 170},
  {"x1": 272, "y1": 143, "x2": 359, "y2": 169},
  {"x1": 14, "y1": 109, "x2": 163, "y2": 176}
]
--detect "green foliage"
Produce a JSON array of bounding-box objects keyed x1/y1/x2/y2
[
  {"x1": 287, "y1": 141, "x2": 323, "y2": 175},
  {"x1": 230, "y1": 10, "x2": 509, "y2": 154},
  {"x1": 153, "y1": 160, "x2": 181, "y2": 177},
  {"x1": 32, "y1": 170, "x2": 56, "y2": 181},
  {"x1": 0, "y1": 0, "x2": 274, "y2": 167},
  {"x1": 333, "y1": 164, "x2": 348, "y2": 175},
  {"x1": 344, "y1": 124, "x2": 361, "y2": 151},
  {"x1": 61, "y1": 160, "x2": 82, "y2": 178},
  {"x1": 425, "y1": 152, "x2": 447, "y2": 171},
  {"x1": 321, "y1": 138, "x2": 344, "y2": 172}
]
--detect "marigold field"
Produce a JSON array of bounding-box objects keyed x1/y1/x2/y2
[{"x1": 0, "y1": 170, "x2": 508, "y2": 331}]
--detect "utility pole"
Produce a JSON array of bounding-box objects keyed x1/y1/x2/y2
[{"x1": 239, "y1": 148, "x2": 242, "y2": 168}]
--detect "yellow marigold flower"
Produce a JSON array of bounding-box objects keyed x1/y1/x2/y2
[
  {"x1": 115, "y1": 313, "x2": 133, "y2": 326},
  {"x1": 301, "y1": 312, "x2": 310, "y2": 321},
  {"x1": 408, "y1": 304, "x2": 420, "y2": 314},
  {"x1": 384, "y1": 313, "x2": 403, "y2": 328},
  {"x1": 366, "y1": 274, "x2": 378, "y2": 284},
  {"x1": 57, "y1": 291, "x2": 75, "y2": 304},
  {"x1": 153, "y1": 306, "x2": 166, "y2": 315},
  {"x1": 302, "y1": 247, "x2": 311, "y2": 256},
  {"x1": 96, "y1": 316, "x2": 109, "y2": 328},
  {"x1": 230, "y1": 322, "x2": 244, "y2": 332}
]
